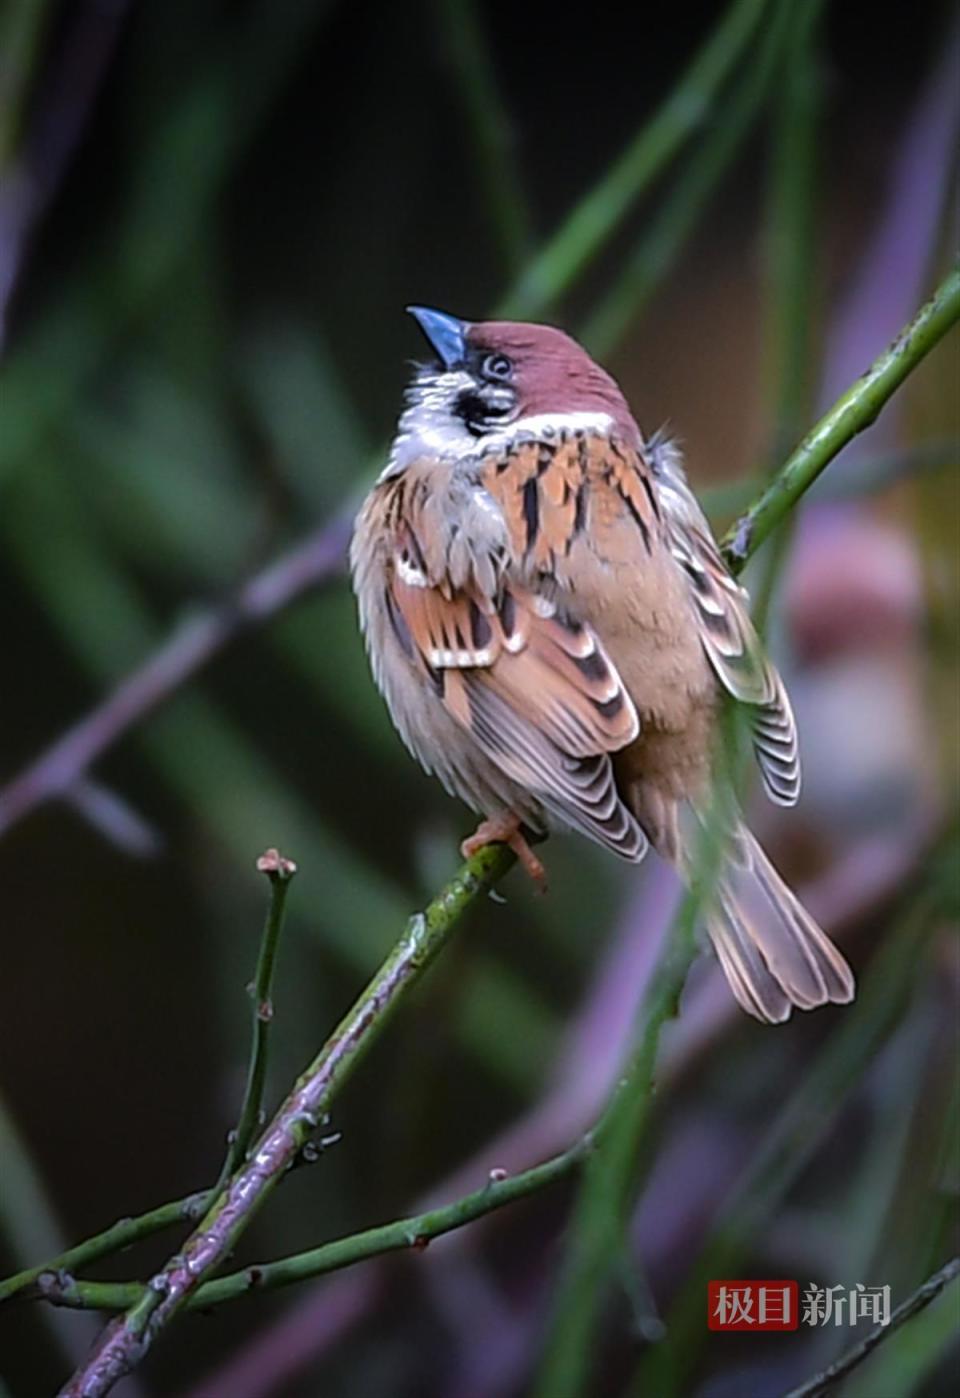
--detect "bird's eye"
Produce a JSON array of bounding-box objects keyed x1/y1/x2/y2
[{"x1": 481, "y1": 352, "x2": 513, "y2": 381}]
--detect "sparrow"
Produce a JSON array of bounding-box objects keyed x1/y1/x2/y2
[{"x1": 350, "y1": 307, "x2": 855, "y2": 1023}]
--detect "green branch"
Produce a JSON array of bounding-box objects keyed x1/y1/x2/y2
[
  {"x1": 25, "y1": 1140, "x2": 587, "y2": 1315},
  {"x1": 218, "y1": 849, "x2": 296, "y2": 1183},
  {"x1": 0, "y1": 1190, "x2": 213, "y2": 1307},
  {"x1": 723, "y1": 263, "x2": 960, "y2": 571},
  {"x1": 56, "y1": 842, "x2": 514, "y2": 1396}
]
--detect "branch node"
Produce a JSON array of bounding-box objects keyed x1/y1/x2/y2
[{"x1": 37, "y1": 1268, "x2": 72, "y2": 1300}]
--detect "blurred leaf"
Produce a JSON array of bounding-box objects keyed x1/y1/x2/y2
[
  {"x1": 75, "y1": 371, "x2": 259, "y2": 583},
  {"x1": 456, "y1": 953, "x2": 560, "y2": 1096},
  {"x1": 0, "y1": 0, "x2": 51, "y2": 165},
  {"x1": 239, "y1": 322, "x2": 368, "y2": 516},
  {"x1": 0, "y1": 0, "x2": 336, "y2": 487},
  {"x1": 500, "y1": 0, "x2": 770, "y2": 317}
]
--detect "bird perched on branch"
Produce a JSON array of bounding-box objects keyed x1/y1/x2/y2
[{"x1": 350, "y1": 307, "x2": 855, "y2": 1022}]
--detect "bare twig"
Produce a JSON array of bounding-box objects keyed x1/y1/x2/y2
[
  {"x1": 56, "y1": 842, "x2": 514, "y2": 1397},
  {"x1": 26, "y1": 1141, "x2": 587, "y2": 1316},
  {"x1": 0, "y1": 1192, "x2": 213, "y2": 1308},
  {"x1": 781, "y1": 1257, "x2": 960, "y2": 1398},
  {"x1": 217, "y1": 850, "x2": 298, "y2": 1185}
]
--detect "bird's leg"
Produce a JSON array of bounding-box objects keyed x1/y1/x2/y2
[{"x1": 461, "y1": 813, "x2": 547, "y2": 890}]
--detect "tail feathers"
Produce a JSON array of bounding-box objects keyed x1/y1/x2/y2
[{"x1": 705, "y1": 825, "x2": 855, "y2": 1023}]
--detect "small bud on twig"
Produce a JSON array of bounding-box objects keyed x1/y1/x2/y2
[{"x1": 256, "y1": 848, "x2": 297, "y2": 879}]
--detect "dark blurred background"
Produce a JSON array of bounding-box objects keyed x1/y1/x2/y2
[{"x1": 0, "y1": 2, "x2": 957, "y2": 1395}]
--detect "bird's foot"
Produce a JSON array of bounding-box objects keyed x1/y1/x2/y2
[{"x1": 461, "y1": 814, "x2": 547, "y2": 891}]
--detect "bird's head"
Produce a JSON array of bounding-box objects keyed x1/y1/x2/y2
[{"x1": 385, "y1": 307, "x2": 637, "y2": 474}]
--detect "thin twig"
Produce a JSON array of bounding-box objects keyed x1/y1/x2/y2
[
  {"x1": 27, "y1": 1140, "x2": 588, "y2": 1315},
  {"x1": 0, "y1": 511, "x2": 350, "y2": 839},
  {"x1": 8, "y1": 815, "x2": 937, "y2": 1331},
  {"x1": 15, "y1": 817, "x2": 945, "y2": 1394},
  {"x1": 722, "y1": 264, "x2": 960, "y2": 570},
  {"x1": 217, "y1": 850, "x2": 298, "y2": 1185},
  {"x1": 0, "y1": 1191, "x2": 213, "y2": 1306},
  {"x1": 56, "y1": 842, "x2": 514, "y2": 1397},
  {"x1": 781, "y1": 1257, "x2": 960, "y2": 1398}
]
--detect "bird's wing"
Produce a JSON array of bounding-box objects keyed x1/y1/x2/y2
[
  {"x1": 386, "y1": 490, "x2": 647, "y2": 862},
  {"x1": 650, "y1": 435, "x2": 800, "y2": 806}
]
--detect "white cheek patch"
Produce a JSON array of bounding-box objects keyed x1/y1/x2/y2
[
  {"x1": 382, "y1": 378, "x2": 618, "y2": 481},
  {"x1": 381, "y1": 370, "x2": 478, "y2": 478}
]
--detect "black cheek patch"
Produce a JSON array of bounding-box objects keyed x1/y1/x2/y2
[{"x1": 455, "y1": 390, "x2": 489, "y2": 437}]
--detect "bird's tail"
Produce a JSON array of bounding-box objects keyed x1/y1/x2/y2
[{"x1": 702, "y1": 823, "x2": 855, "y2": 1023}]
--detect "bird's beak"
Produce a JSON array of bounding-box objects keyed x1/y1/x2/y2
[{"x1": 406, "y1": 305, "x2": 469, "y2": 369}]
